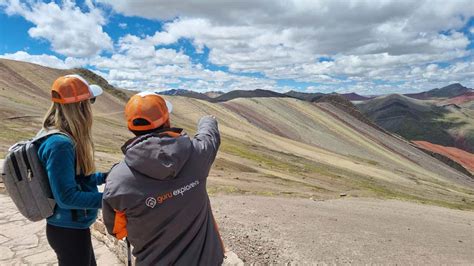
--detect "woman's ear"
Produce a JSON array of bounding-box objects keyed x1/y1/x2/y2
[{"x1": 79, "y1": 101, "x2": 85, "y2": 112}]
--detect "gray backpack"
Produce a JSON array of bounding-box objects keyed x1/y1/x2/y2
[{"x1": 1, "y1": 129, "x2": 68, "y2": 222}]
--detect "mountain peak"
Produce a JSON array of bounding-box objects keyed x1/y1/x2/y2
[
  {"x1": 405, "y1": 83, "x2": 472, "y2": 100},
  {"x1": 440, "y1": 83, "x2": 464, "y2": 89},
  {"x1": 339, "y1": 92, "x2": 371, "y2": 101},
  {"x1": 158, "y1": 89, "x2": 211, "y2": 100}
]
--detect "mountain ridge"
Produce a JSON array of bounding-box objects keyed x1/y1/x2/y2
[
  {"x1": 157, "y1": 83, "x2": 472, "y2": 103},
  {"x1": 404, "y1": 83, "x2": 473, "y2": 100},
  {"x1": 357, "y1": 93, "x2": 474, "y2": 153},
  {"x1": 1, "y1": 58, "x2": 473, "y2": 210}
]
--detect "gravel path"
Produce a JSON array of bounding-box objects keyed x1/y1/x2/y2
[{"x1": 211, "y1": 195, "x2": 474, "y2": 264}]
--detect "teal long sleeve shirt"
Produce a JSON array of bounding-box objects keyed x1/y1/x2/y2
[{"x1": 38, "y1": 134, "x2": 105, "y2": 229}]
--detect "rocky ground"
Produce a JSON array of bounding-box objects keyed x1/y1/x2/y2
[
  {"x1": 1, "y1": 190, "x2": 473, "y2": 265},
  {"x1": 0, "y1": 193, "x2": 123, "y2": 265},
  {"x1": 211, "y1": 195, "x2": 474, "y2": 264},
  {"x1": 0, "y1": 192, "x2": 244, "y2": 266}
]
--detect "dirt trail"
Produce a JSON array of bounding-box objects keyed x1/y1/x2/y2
[{"x1": 211, "y1": 195, "x2": 474, "y2": 264}]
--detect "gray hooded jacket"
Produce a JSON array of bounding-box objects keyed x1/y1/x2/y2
[{"x1": 102, "y1": 117, "x2": 224, "y2": 265}]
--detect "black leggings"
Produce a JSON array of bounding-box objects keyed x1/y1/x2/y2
[{"x1": 46, "y1": 224, "x2": 97, "y2": 266}]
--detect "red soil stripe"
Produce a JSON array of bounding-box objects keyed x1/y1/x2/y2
[{"x1": 412, "y1": 141, "x2": 474, "y2": 172}]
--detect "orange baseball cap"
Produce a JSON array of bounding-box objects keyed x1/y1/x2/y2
[
  {"x1": 125, "y1": 91, "x2": 173, "y2": 131},
  {"x1": 51, "y1": 74, "x2": 103, "y2": 104}
]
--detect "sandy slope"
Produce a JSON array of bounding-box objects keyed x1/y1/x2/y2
[{"x1": 211, "y1": 195, "x2": 474, "y2": 264}]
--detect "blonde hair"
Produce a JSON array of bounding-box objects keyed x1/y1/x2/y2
[{"x1": 42, "y1": 100, "x2": 96, "y2": 175}]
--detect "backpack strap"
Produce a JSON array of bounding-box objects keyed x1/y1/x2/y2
[
  {"x1": 7, "y1": 129, "x2": 71, "y2": 152},
  {"x1": 33, "y1": 128, "x2": 70, "y2": 143}
]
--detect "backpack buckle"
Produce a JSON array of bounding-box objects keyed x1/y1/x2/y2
[{"x1": 8, "y1": 142, "x2": 26, "y2": 152}]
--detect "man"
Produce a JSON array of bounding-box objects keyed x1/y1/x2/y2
[{"x1": 102, "y1": 91, "x2": 224, "y2": 265}]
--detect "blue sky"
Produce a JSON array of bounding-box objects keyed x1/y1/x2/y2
[{"x1": 0, "y1": 0, "x2": 473, "y2": 94}]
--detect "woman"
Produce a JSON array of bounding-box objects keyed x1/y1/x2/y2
[{"x1": 38, "y1": 74, "x2": 106, "y2": 266}]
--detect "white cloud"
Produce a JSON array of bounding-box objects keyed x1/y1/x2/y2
[
  {"x1": 3, "y1": 0, "x2": 472, "y2": 94},
  {"x1": 92, "y1": 33, "x2": 192, "y2": 73},
  {"x1": 157, "y1": 18, "x2": 471, "y2": 78},
  {"x1": 91, "y1": 1, "x2": 474, "y2": 91},
  {"x1": 0, "y1": 51, "x2": 87, "y2": 69},
  {"x1": 4, "y1": 0, "x2": 112, "y2": 57},
  {"x1": 89, "y1": 36, "x2": 285, "y2": 92},
  {"x1": 96, "y1": 0, "x2": 473, "y2": 54}
]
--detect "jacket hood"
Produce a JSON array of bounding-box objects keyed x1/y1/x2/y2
[{"x1": 122, "y1": 129, "x2": 192, "y2": 180}]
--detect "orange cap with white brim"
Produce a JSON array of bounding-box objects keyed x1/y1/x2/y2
[
  {"x1": 51, "y1": 74, "x2": 103, "y2": 104},
  {"x1": 125, "y1": 91, "x2": 173, "y2": 131}
]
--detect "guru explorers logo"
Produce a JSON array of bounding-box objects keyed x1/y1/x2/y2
[
  {"x1": 145, "y1": 197, "x2": 157, "y2": 208},
  {"x1": 145, "y1": 180, "x2": 200, "y2": 208}
]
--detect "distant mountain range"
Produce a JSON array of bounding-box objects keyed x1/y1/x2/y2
[
  {"x1": 159, "y1": 83, "x2": 472, "y2": 103},
  {"x1": 357, "y1": 93, "x2": 473, "y2": 153},
  {"x1": 404, "y1": 83, "x2": 473, "y2": 100},
  {"x1": 158, "y1": 89, "x2": 374, "y2": 103},
  {"x1": 158, "y1": 89, "x2": 212, "y2": 101},
  {"x1": 284, "y1": 91, "x2": 324, "y2": 101},
  {"x1": 439, "y1": 91, "x2": 474, "y2": 106},
  {"x1": 157, "y1": 84, "x2": 473, "y2": 155},
  {"x1": 339, "y1": 92, "x2": 373, "y2": 101},
  {"x1": 212, "y1": 89, "x2": 291, "y2": 102},
  {"x1": 157, "y1": 85, "x2": 473, "y2": 155}
]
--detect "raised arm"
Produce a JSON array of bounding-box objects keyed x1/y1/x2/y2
[{"x1": 193, "y1": 115, "x2": 221, "y2": 165}]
